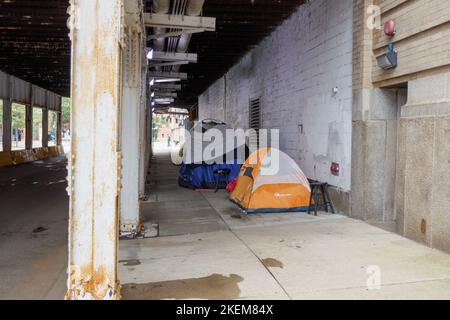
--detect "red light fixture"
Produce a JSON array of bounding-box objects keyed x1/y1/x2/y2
[
  {"x1": 384, "y1": 20, "x2": 396, "y2": 37},
  {"x1": 331, "y1": 162, "x2": 340, "y2": 176}
]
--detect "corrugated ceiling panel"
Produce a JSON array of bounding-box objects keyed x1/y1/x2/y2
[
  {"x1": 0, "y1": 71, "x2": 10, "y2": 100},
  {"x1": 11, "y1": 76, "x2": 31, "y2": 104},
  {"x1": 32, "y1": 85, "x2": 47, "y2": 108},
  {"x1": 47, "y1": 91, "x2": 61, "y2": 111}
]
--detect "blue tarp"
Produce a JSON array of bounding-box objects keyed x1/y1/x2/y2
[
  {"x1": 179, "y1": 162, "x2": 243, "y2": 189},
  {"x1": 179, "y1": 119, "x2": 249, "y2": 189}
]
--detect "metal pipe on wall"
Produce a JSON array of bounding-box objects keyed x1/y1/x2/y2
[
  {"x1": 151, "y1": 0, "x2": 206, "y2": 71},
  {"x1": 173, "y1": 0, "x2": 205, "y2": 71},
  {"x1": 152, "y1": 0, "x2": 170, "y2": 52}
]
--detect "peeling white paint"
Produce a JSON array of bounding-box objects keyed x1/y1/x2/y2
[{"x1": 67, "y1": 0, "x2": 125, "y2": 300}]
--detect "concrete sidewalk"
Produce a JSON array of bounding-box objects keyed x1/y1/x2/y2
[
  {"x1": 119, "y1": 150, "x2": 450, "y2": 300},
  {"x1": 1, "y1": 152, "x2": 450, "y2": 300},
  {"x1": 0, "y1": 157, "x2": 68, "y2": 300}
]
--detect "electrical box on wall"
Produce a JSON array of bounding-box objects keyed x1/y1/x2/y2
[{"x1": 376, "y1": 50, "x2": 397, "y2": 69}]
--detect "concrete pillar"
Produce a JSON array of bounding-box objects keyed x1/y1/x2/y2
[
  {"x1": 138, "y1": 64, "x2": 148, "y2": 198},
  {"x1": 352, "y1": 88, "x2": 404, "y2": 225},
  {"x1": 350, "y1": 0, "x2": 402, "y2": 227},
  {"x1": 66, "y1": 0, "x2": 124, "y2": 300},
  {"x1": 42, "y1": 108, "x2": 48, "y2": 148},
  {"x1": 137, "y1": 0, "x2": 150, "y2": 200},
  {"x1": 351, "y1": 0, "x2": 375, "y2": 221},
  {"x1": 2, "y1": 99, "x2": 11, "y2": 151},
  {"x1": 397, "y1": 72, "x2": 450, "y2": 253},
  {"x1": 57, "y1": 111, "x2": 62, "y2": 146},
  {"x1": 25, "y1": 105, "x2": 32, "y2": 150},
  {"x1": 145, "y1": 85, "x2": 152, "y2": 174},
  {"x1": 119, "y1": 21, "x2": 142, "y2": 236}
]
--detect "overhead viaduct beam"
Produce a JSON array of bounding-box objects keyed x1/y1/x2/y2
[
  {"x1": 152, "y1": 83, "x2": 182, "y2": 91},
  {"x1": 155, "y1": 92, "x2": 177, "y2": 98},
  {"x1": 149, "y1": 61, "x2": 189, "y2": 68},
  {"x1": 144, "y1": 13, "x2": 215, "y2": 31},
  {"x1": 152, "y1": 51, "x2": 198, "y2": 63},
  {"x1": 149, "y1": 71, "x2": 188, "y2": 80},
  {"x1": 149, "y1": 52, "x2": 197, "y2": 69},
  {"x1": 148, "y1": 28, "x2": 205, "y2": 40}
]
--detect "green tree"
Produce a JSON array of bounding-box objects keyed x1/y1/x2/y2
[
  {"x1": 32, "y1": 108, "x2": 43, "y2": 141},
  {"x1": 152, "y1": 116, "x2": 168, "y2": 140},
  {"x1": 61, "y1": 97, "x2": 70, "y2": 127},
  {"x1": 11, "y1": 103, "x2": 25, "y2": 129}
]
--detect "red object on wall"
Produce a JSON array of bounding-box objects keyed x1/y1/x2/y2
[
  {"x1": 384, "y1": 20, "x2": 396, "y2": 36},
  {"x1": 331, "y1": 163, "x2": 340, "y2": 176}
]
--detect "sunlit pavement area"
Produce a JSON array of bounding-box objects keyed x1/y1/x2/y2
[
  {"x1": 2, "y1": 153, "x2": 450, "y2": 299},
  {"x1": 0, "y1": 156, "x2": 68, "y2": 299},
  {"x1": 119, "y1": 150, "x2": 450, "y2": 300}
]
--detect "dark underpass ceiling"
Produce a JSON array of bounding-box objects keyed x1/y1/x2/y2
[
  {"x1": 172, "y1": 0, "x2": 306, "y2": 106},
  {"x1": 0, "y1": 0, "x2": 71, "y2": 96},
  {"x1": 0, "y1": 0, "x2": 305, "y2": 102}
]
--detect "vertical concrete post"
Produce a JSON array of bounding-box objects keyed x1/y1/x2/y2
[
  {"x1": 42, "y1": 108, "x2": 48, "y2": 148},
  {"x1": 119, "y1": 20, "x2": 142, "y2": 235},
  {"x1": 2, "y1": 99, "x2": 12, "y2": 152},
  {"x1": 25, "y1": 105, "x2": 32, "y2": 150},
  {"x1": 351, "y1": 0, "x2": 402, "y2": 230},
  {"x1": 57, "y1": 99, "x2": 62, "y2": 146},
  {"x1": 146, "y1": 87, "x2": 153, "y2": 165},
  {"x1": 144, "y1": 78, "x2": 152, "y2": 177},
  {"x1": 138, "y1": 53, "x2": 148, "y2": 198},
  {"x1": 351, "y1": 0, "x2": 374, "y2": 220},
  {"x1": 66, "y1": 0, "x2": 124, "y2": 300},
  {"x1": 398, "y1": 72, "x2": 450, "y2": 252}
]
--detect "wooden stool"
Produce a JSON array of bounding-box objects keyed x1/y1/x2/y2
[{"x1": 308, "y1": 182, "x2": 336, "y2": 216}]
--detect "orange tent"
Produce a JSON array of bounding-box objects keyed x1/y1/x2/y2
[{"x1": 230, "y1": 147, "x2": 311, "y2": 213}]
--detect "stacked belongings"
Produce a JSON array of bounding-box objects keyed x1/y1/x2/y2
[
  {"x1": 179, "y1": 119, "x2": 249, "y2": 190},
  {"x1": 230, "y1": 147, "x2": 311, "y2": 213}
]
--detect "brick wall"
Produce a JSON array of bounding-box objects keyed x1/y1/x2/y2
[{"x1": 199, "y1": 0, "x2": 354, "y2": 191}]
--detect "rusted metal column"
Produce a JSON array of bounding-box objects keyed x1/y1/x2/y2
[
  {"x1": 142, "y1": 67, "x2": 151, "y2": 189},
  {"x1": 120, "y1": 1, "x2": 148, "y2": 236},
  {"x1": 42, "y1": 108, "x2": 48, "y2": 148},
  {"x1": 25, "y1": 105, "x2": 32, "y2": 150},
  {"x1": 138, "y1": 17, "x2": 149, "y2": 199},
  {"x1": 2, "y1": 99, "x2": 12, "y2": 151},
  {"x1": 138, "y1": 58, "x2": 148, "y2": 198},
  {"x1": 120, "y1": 19, "x2": 142, "y2": 236},
  {"x1": 66, "y1": 0, "x2": 124, "y2": 300}
]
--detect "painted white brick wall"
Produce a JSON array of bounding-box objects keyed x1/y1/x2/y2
[{"x1": 199, "y1": 0, "x2": 353, "y2": 190}]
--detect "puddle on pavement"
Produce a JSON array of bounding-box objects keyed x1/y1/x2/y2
[
  {"x1": 221, "y1": 207, "x2": 248, "y2": 221},
  {"x1": 32, "y1": 226, "x2": 48, "y2": 234},
  {"x1": 121, "y1": 274, "x2": 243, "y2": 300},
  {"x1": 119, "y1": 259, "x2": 141, "y2": 266},
  {"x1": 222, "y1": 207, "x2": 241, "y2": 216},
  {"x1": 262, "y1": 258, "x2": 284, "y2": 269}
]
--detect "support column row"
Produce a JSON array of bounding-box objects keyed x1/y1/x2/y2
[{"x1": 0, "y1": 99, "x2": 61, "y2": 151}]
